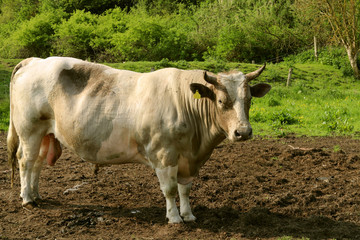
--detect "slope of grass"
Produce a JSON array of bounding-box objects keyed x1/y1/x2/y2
[{"x1": 250, "y1": 62, "x2": 360, "y2": 137}]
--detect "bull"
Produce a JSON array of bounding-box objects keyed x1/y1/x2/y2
[{"x1": 7, "y1": 57, "x2": 270, "y2": 223}]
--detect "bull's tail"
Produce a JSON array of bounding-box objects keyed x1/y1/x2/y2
[
  {"x1": 7, "y1": 59, "x2": 32, "y2": 187},
  {"x1": 7, "y1": 117, "x2": 18, "y2": 188}
]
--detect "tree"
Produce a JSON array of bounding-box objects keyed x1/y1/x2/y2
[{"x1": 296, "y1": 0, "x2": 360, "y2": 79}]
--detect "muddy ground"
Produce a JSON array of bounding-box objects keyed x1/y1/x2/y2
[{"x1": 1, "y1": 131, "x2": 360, "y2": 240}]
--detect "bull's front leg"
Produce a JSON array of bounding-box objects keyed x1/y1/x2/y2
[
  {"x1": 178, "y1": 182, "x2": 196, "y2": 222},
  {"x1": 155, "y1": 166, "x2": 183, "y2": 223}
]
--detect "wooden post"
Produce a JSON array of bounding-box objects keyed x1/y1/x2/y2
[
  {"x1": 287, "y1": 68, "x2": 293, "y2": 87},
  {"x1": 314, "y1": 36, "x2": 318, "y2": 61}
]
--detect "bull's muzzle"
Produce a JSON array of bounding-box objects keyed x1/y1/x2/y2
[{"x1": 233, "y1": 127, "x2": 253, "y2": 141}]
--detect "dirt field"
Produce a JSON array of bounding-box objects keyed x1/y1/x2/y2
[{"x1": 1, "y1": 131, "x2": 360, "y2": 240}]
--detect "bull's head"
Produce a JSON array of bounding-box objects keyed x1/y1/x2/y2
[{"x1": 190, "y1": 64, "x2": 271, "y2": 141}]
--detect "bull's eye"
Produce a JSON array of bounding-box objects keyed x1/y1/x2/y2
[{"x1": 218, "y1": 100, "x2": 223, "y2": 104}]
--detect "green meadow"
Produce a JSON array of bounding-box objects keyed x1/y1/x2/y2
[{"x1": 0, "y1": 58, "x2": 359, "y2": 138}]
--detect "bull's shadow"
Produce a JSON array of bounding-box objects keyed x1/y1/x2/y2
[
  {"x1": 45, "y1": 200, "x2": 360, "y2": 240},
  {"x1": 190, "y1": 206, "x2": 360, "y2": 239}
]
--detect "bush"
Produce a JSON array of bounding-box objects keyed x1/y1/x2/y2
[
  {"x1": 318, "y1": 47, "x2": 353, "y2": 77},
  {"x1": 173, "y1": 60, "x2": 189, "y2": 69},
  {"x1": 110, "y1": 9, "x2": 194, "y2": 61},
  {"x1": 321, "y1": 105, "x2": 354, "y2": 133},
  {"x1": 284, "y1": 49, "x2": 316, "y2": 63},
  {"x1": 250, "y1": 110, "x2": 268, "y2": 123},
  {"x1": 154, "y1": 58, "x2": 171, "y2": 69},
  {"x1": 269, "y1": 108, "x2": 299, "y2": 125},
  {"x1": 214, "y1": 25, "x2": 249, "y2": 61},
  {"x1": 0, "y1": 11, "x2": 64, "y2": 58},
  {"x1": 0, "y1": 0, "x2": 311, "y2": 62},
  {"x1": 90, "y1": 8, "x2": 128, "y2": 62},
  {"x1": 54, "y1": 10, "x2": 97, "y2": 59},
  {"x1": 267, "y1": 96, "x2": 281, "y2": 107}
]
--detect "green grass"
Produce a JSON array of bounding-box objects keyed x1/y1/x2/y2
[
  {"x1": 250, "y1": 62, "x2": 360, "y2": 137},
  {"x1": 0, "y1": 59, "x2": 359, "y2": 137}
]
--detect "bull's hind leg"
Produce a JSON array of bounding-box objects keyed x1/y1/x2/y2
[
  {"x1": 30, "y1": 136, "x2": 49, "y2": 201},
  {"x1": 31, "y1": 157, "x2": 44, "y2": 202},
  {"x1": 18, "y1": 134, "x2": 44, "y2": 207},
  {"x1": 156, "y1": 166, "x2": 183, "y2": 223},
  {"x1": 178, "y1": 182, "x2": 196, "y2": 222}
]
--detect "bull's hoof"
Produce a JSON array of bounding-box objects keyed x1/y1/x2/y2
[
  {"x1": 167, "y1": 215, "x2": 183, "y2": 224},
  {"x1": 34, "y1": 197, "x2": 43, "y2": 205},
  {"x1": 22, "y1": 201, "x2": 38, "y2": 210},
  {"x1": 183, "y1": 214, "x2": 196, "y2": 222}
]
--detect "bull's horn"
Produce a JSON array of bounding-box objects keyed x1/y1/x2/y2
[
  {"x1": 245, "y1": 63, "x2": 266, "y2": 81},
  {"x1": 204, "y1": 71, "x2": 218, "y2": 86}
]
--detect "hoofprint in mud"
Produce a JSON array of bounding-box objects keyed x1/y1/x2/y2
[{"x1": 7, "y1": 57, "x2": 270, "y2": 223}]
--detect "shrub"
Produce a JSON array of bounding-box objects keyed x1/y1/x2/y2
[
  {"x1": 173, "y1": 60, "x2": 189, "y2": 69},
  {"x1": 214, "y1": 25, "x2": 249, "y2": 61},
  {"x1": 267, "y1": 96, "x2": 281, "y2": 107},
  {"x1": 54, "y1": 10, "x2": 97, "y2": 59},
  {"x1": 269, "y1": 109, "x2": 299, "y2": 125},
  {"x1": 250, "y1": 110, "x2": 268, "y2": 123},
  {"x1": 0, "y1": 11, "x2": 64, "y2": 58},
  {"x1": 284, "y1": 49, "x2": 316, "y2": 63},
  {"x1": 110, "y1": 8, "x2": 194, "y2": 61},
  {"x1": 321, "y1": 105, "x2": 354, "y2": 133},
  {"x1": 154, "y1": 58, "x2": 171, "y2": 69},
  {"x1": 90, "y1": 8, "x2": 128, "y2": 62}
]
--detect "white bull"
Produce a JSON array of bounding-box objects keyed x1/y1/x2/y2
[{"x1": 7, "y1": 57, "x2": 270, "y2": 223}]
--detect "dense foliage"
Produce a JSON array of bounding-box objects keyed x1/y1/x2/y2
[{"x1": 0, "y1": 0, "x2": 333, "y2": 62}]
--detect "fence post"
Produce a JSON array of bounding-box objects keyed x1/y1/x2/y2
[
  {"x1": 314, "y1": 36, "x2": 318, "y2": 61},
  {"x1": 287, "y1": 68, "x2": 293, "y2": 87}
]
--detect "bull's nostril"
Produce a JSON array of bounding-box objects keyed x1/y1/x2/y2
[{"x1": 234, "y1": 130, "x2": 241, "y2": 138}]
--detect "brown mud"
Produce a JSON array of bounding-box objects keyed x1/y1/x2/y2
[{"x1": 1, "y1": 131, "x2": 360, "y2": 239}]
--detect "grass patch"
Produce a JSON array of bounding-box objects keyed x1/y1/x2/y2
[
  {"x1": 250, "y1": 62, "x2": 360, "y2": 137},
  {"x1": 0, "y1": 99, "x2": 9, "y2": 130}
]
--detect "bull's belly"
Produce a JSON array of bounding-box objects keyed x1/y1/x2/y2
[
  {"x1": 95, "y1": 139, "x2": 148, "y2": 165},
  {"x1": 94, "y1": 127, "x2": 148, "y2": 165},
  {"x1": 54, "y1": 121, "x2": 149, "y2": 166}
]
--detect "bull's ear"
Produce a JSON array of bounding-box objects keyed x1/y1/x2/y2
[
  {"x1": 250, "y1": 83, "x2": 271, "y2": 98},
  {"x1": 190, "y1": 83, "x2": 216, "y2": 101}
]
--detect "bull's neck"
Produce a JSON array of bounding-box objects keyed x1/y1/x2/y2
[{"x1": 184, "y1": 94, "x2": 226, "y2": 153}]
